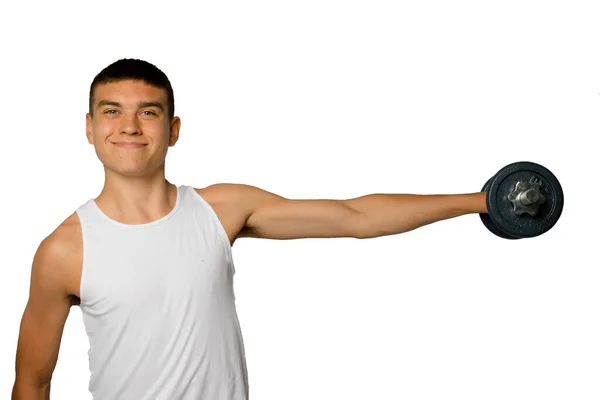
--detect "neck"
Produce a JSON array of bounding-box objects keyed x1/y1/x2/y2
[{"x1": 94, "y1": 170, "x2": 177, "y2": 225}]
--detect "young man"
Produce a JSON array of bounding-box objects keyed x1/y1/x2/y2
[{"x1": 12, "y1": 58, "x2": 487, "y2": 399}]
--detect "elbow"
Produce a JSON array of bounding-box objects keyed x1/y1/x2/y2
[
  {"x1": 344, "y1": 197, "x2": 387, "y2": 239},
  {"x1": 348, "y1": 212, "x2": 382, "y2": 239}
]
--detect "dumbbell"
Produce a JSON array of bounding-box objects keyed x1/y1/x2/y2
[{"x1": 480, "y1": 161, "x2": 564, "y2": 239}]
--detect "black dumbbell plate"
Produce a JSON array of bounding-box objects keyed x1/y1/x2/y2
[{"x1": 487, "y1": 161, "x2": 564, "y2": 238}]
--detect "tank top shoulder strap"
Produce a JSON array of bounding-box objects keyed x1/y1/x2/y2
[
  {"x1": 182, "y1": 184, "x2": 235, "y2": 270},
  {"x1": 75, "y1": 198, "x2": 103, "y2": 227}
]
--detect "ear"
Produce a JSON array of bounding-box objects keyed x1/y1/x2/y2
[
  {"x1": 168, "y1": 116, "x2": 181, "y2": 147},
  {"x1": 86, "y1": 113, "x2": 94, "y2": 144}
]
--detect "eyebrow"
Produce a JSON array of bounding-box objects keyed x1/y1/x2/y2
[{"x1": 97, "y1": 100, "x2": 164, "y2": 111}]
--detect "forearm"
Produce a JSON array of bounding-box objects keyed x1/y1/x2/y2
[
  {"x1": 12, "y1": 380, "x2": 50, "y2": 400},
  {"x1": 348, "y1": 192, "x2": 487, "y2": 238}
]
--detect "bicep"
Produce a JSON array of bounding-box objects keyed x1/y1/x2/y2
[
  {"x1": 14, "y1": 237, "x2": 72, "y2": 387},
  {"x1": 244, "y1": 197, "x2": 362, "y2": 240}
]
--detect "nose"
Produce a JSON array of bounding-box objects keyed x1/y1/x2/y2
[{"x1": 119, "y1": 112, "x2": 141, "y2": 135}]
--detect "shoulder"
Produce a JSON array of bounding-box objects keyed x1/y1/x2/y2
[
  {"x1": 33, "y1": 213, "x2": 82, "y2": 300},
  {"x1": 193, "y1": 183, "x2": 285, "y2": 209},
  {"x1": 38, "y1": 213, "x2": 81, "y2": 260},
  {"x1": 191, "y1": 183, "x2": 286, "y2": 244}
]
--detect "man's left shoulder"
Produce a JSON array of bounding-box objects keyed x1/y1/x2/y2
[
  {"x1": 193, "y1": 183, "x2": 279, "y2": 206},
  {"x1": 193, "y1": 183, "x2": 248, "y2": 204},
  {"x1": 190, "y1": 184, "x2": 263, "y2": 244}
]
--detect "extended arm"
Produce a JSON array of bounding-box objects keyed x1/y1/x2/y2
[{"x1": 205, "y1": 184, "x2": 487, "y2": 240}]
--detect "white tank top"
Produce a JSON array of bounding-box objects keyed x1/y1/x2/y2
[{"x1": 74, "y1": 184, "x2": 249, "y2": 399}]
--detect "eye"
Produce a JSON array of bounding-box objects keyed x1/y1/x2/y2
[
  {"x1": 141, "y1": 110, "x2": 157, "y2": 116},
  {"x1": 104, "y1": 109, "x2": 118, "y2": 114}
]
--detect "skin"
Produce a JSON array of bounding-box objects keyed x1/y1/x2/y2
[{"x1": 12, "y1": 79, "x2": 488, "y2": 398}]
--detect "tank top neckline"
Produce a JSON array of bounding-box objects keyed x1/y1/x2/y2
[{"x1": 90, "y1": 184, "x2": 183, "y2": 229}]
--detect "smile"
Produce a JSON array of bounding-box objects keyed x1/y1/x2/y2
[{"x1": 113, "y1": 142, "x2": 147, "y2": 149}]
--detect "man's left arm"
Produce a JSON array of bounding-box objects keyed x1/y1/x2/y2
[{"x1": 227, "y1": 184, "x2": 487, "y2": 240}]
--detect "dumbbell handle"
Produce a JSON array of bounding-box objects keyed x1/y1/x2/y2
[{"x1": 517, "y1": 188, "x2": 540, "y2": 205}]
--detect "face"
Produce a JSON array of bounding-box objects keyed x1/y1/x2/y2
[{"x1": 86, "y1": 79, "x2": 180, "y2": 178}]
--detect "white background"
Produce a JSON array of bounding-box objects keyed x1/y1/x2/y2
[{"x1": 1, "y1": 1, "x2": 598, "y2": 399}]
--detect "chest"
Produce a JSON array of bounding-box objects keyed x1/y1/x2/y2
[{"x1": 77, "y1": 225, "x2": 233, "y2": 311}]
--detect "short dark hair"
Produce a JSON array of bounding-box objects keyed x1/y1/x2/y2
[{"x1": 89, "y1": 58, "x2": 175, "y2": 119}]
